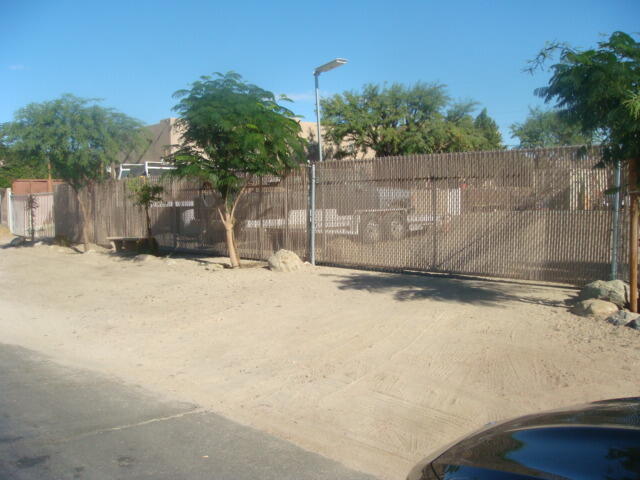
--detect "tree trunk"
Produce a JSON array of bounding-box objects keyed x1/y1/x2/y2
[
  {"x1": 225, "y1": 220, "x2": 240, "y2": 268},
  {"x1": 145, "y1": 206, "x2": 152, "y2": 241},
  {"x1": 144, "y1": 206, "x2": 158, "y2": 255},
  {"x1": 28, "y1": 195, "x2": 36, "y2": 242},
  {"x1": 219, "y1": 200, "x2": 240, "y2": 269}
]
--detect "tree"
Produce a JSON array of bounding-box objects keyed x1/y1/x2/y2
[
  {"x1": 0, "y1": 142, "x2": 48, "y2": 188},
  {"x1": 128, "y1": 177, "x2": 164, "y2": 254},
  {"x1": 510, "y1": 107, "x2": 590, "y2": 148},
  {"x1": 304, "y1": 129, "x2": 340, "y2": 162},
  {"x1": 0, "y1": 94, "x2": 147, "y2": 249},
  {"x1": 528, "y1": 31, "x2": 640, "y2": 310},
  {"x1": 320, "y1": 82, "x2": 502, "y2": 158},
  {"x1": 26, "y1": 194, "x2": 38, "y2": 241},
  {"x1": 474, "y1": 108, "x2": 503, "y2": 148},
  {"x1": 529, "y1": 31, "x2": 639, "y2": 164},
  {"x1": 170, "y1": 72, "x2": 306, "y2": 268},
  {"x1": 625, "y1": 91, "x2": 640, "y2": 120}
]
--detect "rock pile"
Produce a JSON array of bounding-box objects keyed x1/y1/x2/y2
[
  {"x1": 267, "y1": 249, "x2": 304, "y2": 272},
  {"x1": 572, "y1": 279, "x2": 638, "y2": 332}
]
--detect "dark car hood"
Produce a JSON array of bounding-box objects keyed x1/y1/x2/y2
[{"x1": 431, "y1": 397, "x2": 640, "y2": 479}]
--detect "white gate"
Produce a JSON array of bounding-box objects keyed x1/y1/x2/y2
[{"x1": 10, "y1": 192, "x2": 56, "y2": 239}]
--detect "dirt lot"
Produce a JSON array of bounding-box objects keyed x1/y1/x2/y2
[{"x1": 1, "y1": 237, "x2": 639, "y2": 480}]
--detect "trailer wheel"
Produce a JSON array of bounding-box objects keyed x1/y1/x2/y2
[
  {"x1": 360, "y1": 216, "x2": 381, "y2": 244},
  {"x1": 385, "y1": 214, "x2": 407, "y2": 241}
]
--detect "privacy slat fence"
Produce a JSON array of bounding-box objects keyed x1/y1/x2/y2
[
  {"x1": 9, "y1": 192, "x2": 56, "y2": 239},
  {"x1": 0, "y1": 188, "x2": 7, "y2": 226},
  {"x1": 53, "y1": 146, "x2": 626, "y2": 285}
]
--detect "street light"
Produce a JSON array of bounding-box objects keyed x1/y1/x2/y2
[
  {"x1": 314, "y1": 58, "x2": 348, "y2": 75},
  {"x1": 310, "y1": 58, "x2": 347, "y2": 265}
]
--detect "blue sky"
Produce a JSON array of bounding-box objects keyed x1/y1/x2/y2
[{"x1": 1, "y1": 0, "x2": 638, "y2": 145}]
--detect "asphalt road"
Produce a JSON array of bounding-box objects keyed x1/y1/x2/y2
[{"x1": 0, "y1": 344, "x2": 378, "y2": 480}]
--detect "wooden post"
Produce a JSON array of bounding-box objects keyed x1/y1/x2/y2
[
  {"x1": 431, "y1": 178, "x2": 437, "y2": 268},
  {"x1": 259, "y1": 177, "x2": 264, "y2": 256},
  {"x1": 47, "y1": 161, "x2": 53, "y2": 192},
  {"x1": 173, "y1": 182, "x2": 179, "y2": 250},
  {"x1": 91, "y1": 183, "x2": 97, "y2": 244},
  {"x1": 629, "y1": 160, "x2": 638, "y2": 313}
]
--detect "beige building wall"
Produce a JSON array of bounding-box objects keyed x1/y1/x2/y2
[
  {"x1": 297, "y1": 120, "x2": 375, "y2": 160},
  {"x1": 128, "y1": 118, "x2": 374, "y2": 166},
  {"x1": 121, "y1": 118, "x2": 180, "y2": 165}
]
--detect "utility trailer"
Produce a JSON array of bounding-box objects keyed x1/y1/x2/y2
[{"x1": 245, "y1": 187, "x2": 461, "y2": 243}]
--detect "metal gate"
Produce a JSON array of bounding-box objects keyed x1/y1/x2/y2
[{"x1": 10, "y1": 192, "x2": 56, "y2": 239}]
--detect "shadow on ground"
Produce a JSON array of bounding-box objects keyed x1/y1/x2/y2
[
  {"x1": 0, "y1": 238, "x2": 83, "y2": 253},
  {"x1": 324, "y1": 271, "x2": 572, "y2": 308},
  {"x1": 0, "y1": 238, "x2": 264, "y2": 270}
]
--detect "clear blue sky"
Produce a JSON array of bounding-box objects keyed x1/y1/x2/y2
[{"x1": 2, "y1": 0, "x2": 638, "y2": 145}]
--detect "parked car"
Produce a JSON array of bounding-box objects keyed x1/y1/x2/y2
[{"x1": 407, "y1": 397, "x2": 640, "y2": 480}]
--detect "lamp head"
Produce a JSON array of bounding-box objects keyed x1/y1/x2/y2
[{"x1": 314, "y1": 58, "x2": 348, "y2": 75}]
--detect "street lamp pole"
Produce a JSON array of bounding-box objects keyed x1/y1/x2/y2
[{"x1": 310, "y1": 58, "x2": 347, "y2": 265}]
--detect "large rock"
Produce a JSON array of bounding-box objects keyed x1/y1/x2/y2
[
  {"x1": 572, "y1": 299, "x2": 619, "y2": 318},
  {"x1": 578, "y1": 280, "x2": 627, "y2": 308},
  {"x1": 267, "y1": 249, "x2": 304, "y2": 272},
  {"x1": 605, "y1": 310, "x2": 640, "y2": 326}
]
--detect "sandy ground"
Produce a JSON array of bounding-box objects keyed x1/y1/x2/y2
[{"x1": 1, "y1": 236, "x2": 639, "y2": 480}]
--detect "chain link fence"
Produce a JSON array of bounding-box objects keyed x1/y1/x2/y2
[{"x1": 53, "y1": 146, "x2": 623, "y2": 284}]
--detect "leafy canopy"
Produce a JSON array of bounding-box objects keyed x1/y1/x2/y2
[
  {"x1": 128, "y1": 178, "x2": 164, "y2": 209},
  {"x1": 320, "y1": 82, "x2": 503, "y2": 158},
  {"x1": 170, "y1": 72, "x2": 306, "y2": 203},
  {"x1": 0, "y1": 142, "x2": 48, "y2": 188},
  {"x1": 530, "y1": 31, "x2": 640, "y2": 164},
  {"x1": 510, "y1": 107, "x2": 591, "y2": 148},
  {"x1": 0, "y1": 94, "x2": 146, "y2": 191}
]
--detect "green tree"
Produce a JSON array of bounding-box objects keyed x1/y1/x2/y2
[
  {"x1": 128, "y1": 177, "x2": 164, "y2": 254},
  {"x1": 0, "y1": 94, "x2": 146, "y2": 249},
  {"x1": 320, "y1": 82, "x2": 502, "y2": 158},
  {"x1": 170, "y1": 72, "x2": 306, "y2": 268},
  {"x1": 510, "y1": 107, "x2": 590, "y2": 148},
  {"x1": 0, "y1": 142, "x2": 48, "y2": 188},
  {"x1": 474, "y1": 108, "x2": 503, "y2": 148},
  {"x1": 529, "y1": 31, "x2": 640, "y2": 309},
  {"x1": 529, "y1": 31, "x2": 640, "y2": 165},
  {"x1": 625, "y1": 91, "x2": 640, "y2": 119}
]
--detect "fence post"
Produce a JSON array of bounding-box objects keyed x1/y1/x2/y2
[
  {"x1": 123, "y1": 181, "x2": 128, "y2": 237},
  {"x1": 92, "y1": 184, "x2": 97, "y2": 243},
  {"x1": 629, "y1": 161, "x2": 638, "y2": 313},
  {"x1": 284, "y1": 178, "x2": 289, "y2": 253},
  {"x1": 6, "y1": 188, "x2": 13, "y2": 234},
  {"x1": 259, "y1": 177, "x2": 264, "y2": 255},
  {"x1": 28, "y1": 194, "x2": 35, "y2": 241},
  {"x1": 610, "y1": 160, "x2": 621, "y2": 280},
  {"x1": 173, "y1": 181, "x2": 180, "y2": 249},
  {"x1": 309, "y1": 162, "x2": 316, "y2": 265},
  {"x1": 431, "y1": 179, "x2": 438, "y2": 268}
]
